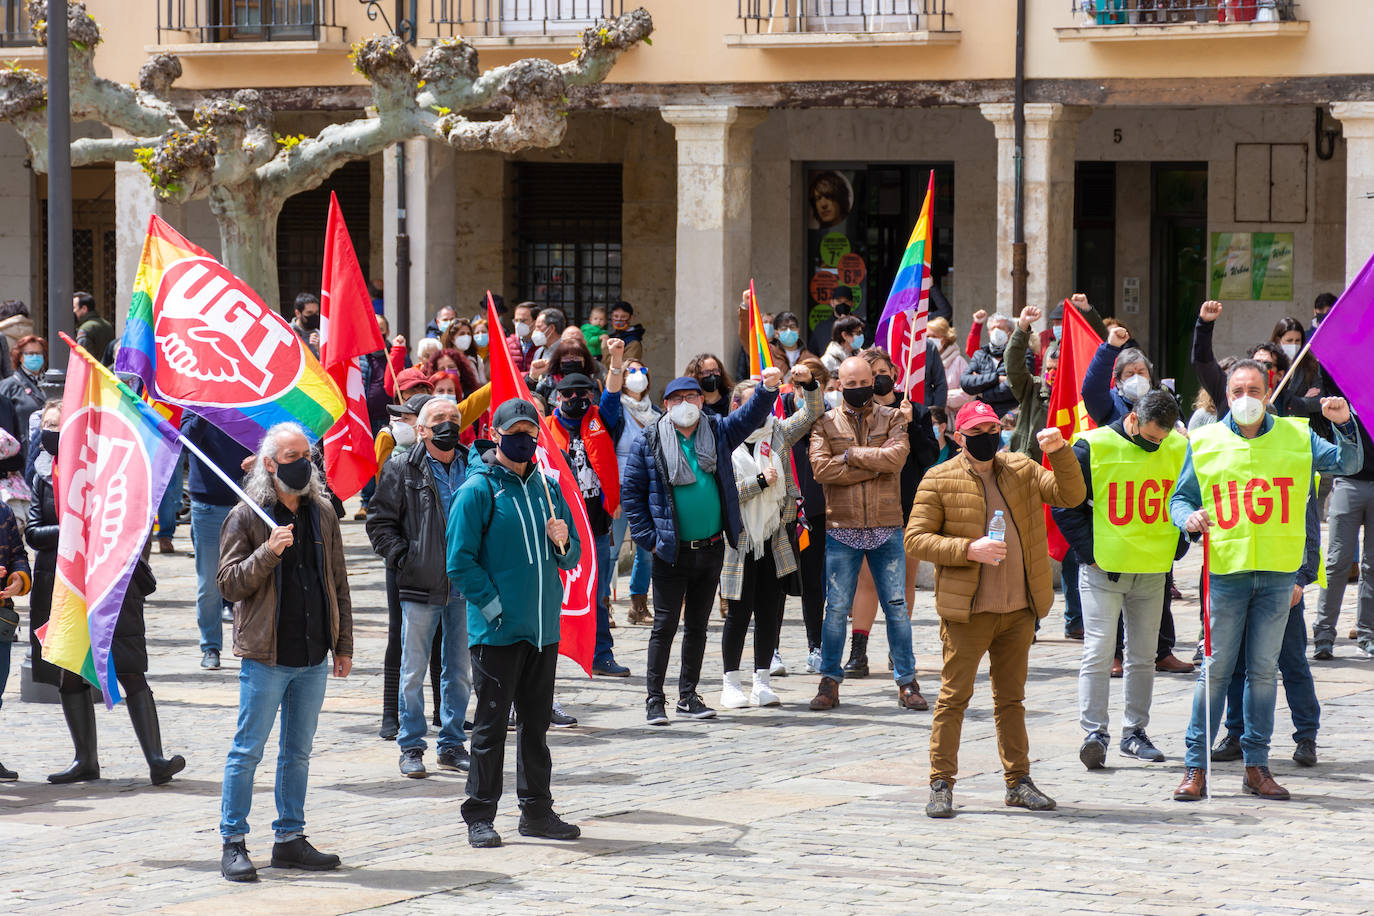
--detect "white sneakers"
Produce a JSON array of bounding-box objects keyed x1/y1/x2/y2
[
  {"x1": 720, "y1": 671, "x2": 750, "y2": 709},
  {"x1": 721, "y1": 670, "x2": 781, "y2": 708},
  {"x1": 804, "y1": 648, "x2": 822, "y2": 674},
  {"x1": 770, "y1": 650, "x2": 787, "y2": 677}
]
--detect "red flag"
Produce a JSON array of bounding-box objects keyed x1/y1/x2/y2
[
  {"x1": 320, "y1": 192, "x2": 384, "y2": 501},
  {"x1": 1043, "y1": 299, "x2": 1102, "y2": 561},
  {"x1": 486, "y1": 292, "x2": 596, "y2": 676}
]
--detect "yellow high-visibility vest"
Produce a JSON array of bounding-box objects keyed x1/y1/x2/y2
[
  {"x1": 1080, "y1": 426, "x2": 1187, "y2": 574},
  {"x1": 1190, "y1": 418, "x2": 1311, "y2": 575}
]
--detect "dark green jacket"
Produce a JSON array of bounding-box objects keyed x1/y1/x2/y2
[{"x1": 1007, "y1": 325, "x2": 1050, "y2": 462}]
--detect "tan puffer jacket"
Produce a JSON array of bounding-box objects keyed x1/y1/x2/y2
[
  {"x1": 904, "y1": 446, "x2": 1085, "y2": 623},
  {"x1": 809, "y1": 401, "x2": 910, "y2": 529}
]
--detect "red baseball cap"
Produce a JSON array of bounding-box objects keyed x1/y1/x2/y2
[
  {"x1": 955, "y1": 400, "x2": 1000, "y2": 433},
  {"x1": 395, "y1": 367, "x2": 433, "y2": 394}
]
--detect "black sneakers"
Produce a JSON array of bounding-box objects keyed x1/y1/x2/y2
[
  {"x1": 925, "y1": 780, "x2": 955, "y2": 819},
  {"x1": 468, "y1": 820, "x2": 502, "y2": 848},
  {"x1": 1120, "y1": 729, "x2": 1166, "y2": 762},
  {"x1": 1210, "y1": 734, "x2": 1243, "y2": 762},
  {"x1": 550, "y1": 702, "x2": 578, "y2": 728},
  {"x1": 270, "y1": 836, "x2": 340, "y2": 871},
  {"x1": 399, "y1": 748, "x2": 427, "y2": 779},
  {"x1": 675, "y1": 694, "x2": 717, "y2": 720},
  {"x1": 1293, "y1": 738, "x2": 1318, "y2": 767},
  {"x1": 436, "y1": 746, "x2": 470, "y2": 772},
  {"x1": 1079, "y1": 731, "x2": 1109, "y2": 770},
  {"x1": 519, "y1": 812, "x2": 581, "y2": 840},
  {"x1": 220, "y1": 840, "x2": 257, "y2": 882},
  {"x1": 645, "y1": 697, "x2": 669, "y2": 726}
]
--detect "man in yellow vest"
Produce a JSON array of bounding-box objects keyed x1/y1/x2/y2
[
  {"x1": 1052, "y1": 390, "x2": 1189, "y2": 770},
  {"x1": 1171, "y1": 359, "x2": 1361, "y2": 802}
]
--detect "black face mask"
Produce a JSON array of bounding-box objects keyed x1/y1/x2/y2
[
  {"x1": 560, "y1": 395, "x2": 591, "y2": 420},
  {"x1": 872, "y1": 375, "x2": 895, "y2": 397},
  {"x1": 499, "y1": 431, "x2": 538, "y2": 463},
  {"x1": 274, "y1": 456, "x2": 312, "y2": 491},
  {"x1": 41, "y1": 429, "x2": 59, "y2": 457},
  {"x1": 699, "y1": 373, "x2": 721, "y2": 394},
  {"x1": 962, "y1": 431, "x2": 1000, "y2": 462},
  {"x1": 300, "y1": 313, "x2": 320, "y2": 331},
  {"x1": 842, "y1": 386, "x2": 873, "y2": 409},
  {"x1": 558, "y1": 361, "x2": 584, "y2": 376},
  {"x1": 429, "y1": 421, "x2": 462, "y2": 451},
  {"x1": 1130, "y1": 433, "x2": 1161, "y2": 453}
]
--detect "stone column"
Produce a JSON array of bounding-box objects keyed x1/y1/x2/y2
[
  {"x1": 1331, "y1": 102, "x2": 1374, "y2": 286},
  {"x1": 0, "y1": 127, "x2": 36, "y2": 322},
  {"x1": 660, "y1": 106, "x2": 766, "y2": 371},
  {"x1": 384, "y1": 139, "x2": 458, "y2": 343},
  {"x1": 980, "y1": 103, "x2": 1089, "y2": 323}
]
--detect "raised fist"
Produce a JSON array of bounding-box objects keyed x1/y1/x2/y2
[
  {"x1": 1107, "y1": 326, "x2": 1130, "y2": 348},
  {"x1": 1199, "y1": 300, "x2": 1223, "y2": 323},
  {"x1": 1018, "y1": 305, "x2": 1042, "y2": 331}
]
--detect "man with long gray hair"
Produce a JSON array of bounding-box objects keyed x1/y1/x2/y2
[{"x1": 216, "y1": 422, "x2": 353, "y2": 882}]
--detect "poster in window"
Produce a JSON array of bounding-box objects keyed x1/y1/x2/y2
[
  {"x1": 1209, "y1": 232, "x2": 1294, "y2": 301},
  {"x1": 806, "y1": 169, "x2": 857, "y2": 330}
]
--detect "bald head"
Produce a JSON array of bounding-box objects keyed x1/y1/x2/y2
[{"x1": 838, "y1": 356, "x2": 873, "y2": 388}]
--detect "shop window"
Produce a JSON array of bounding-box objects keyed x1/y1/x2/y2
[
  {"x1": 515, "y1": 163, "x2": 622, "y2": 323},
  {"x1": 802, "y1": 163, "x2": 954, "y2": 343}
]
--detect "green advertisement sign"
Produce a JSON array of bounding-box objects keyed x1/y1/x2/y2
[{"x1": 1209, "y1": 232, "x2": 1295, "y2": 301}]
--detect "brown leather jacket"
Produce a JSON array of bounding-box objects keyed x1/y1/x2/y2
[
  {"x1": 217, "y1": 497, "x2": 354, "y2": 665},
  {"x1": 809, "y1": 401, "x2": 910, "y2": 529},
  {"x1": 904, "y1": 446, "x2": 1085, "y2": 623}
]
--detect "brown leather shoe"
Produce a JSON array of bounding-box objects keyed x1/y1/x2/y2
[
  {"x1": 809, "y1": 677, "x2": 840, "y2": 711},
  {"x1": 627, "y1": 594, "x2": 652, "y2": 625},
  {"x1": 1173, "y1": 766, "x2": 1206, "y2": 801},
  {"x1": 1155, "y1": 653, "x2": 1195, "y2": 674},
  {"x1": 158, "y1": 537, "x2": 175, "y2": 554},
  {"x1": 1110, "y1": 658, "x2": 1123, "y2": 678},
  {"x1": 1242, "y1": 765, "x2": 1290, "y2": 800},
  {"x1": 898, "y1": 682, "x2": 929, "y2": 711}
]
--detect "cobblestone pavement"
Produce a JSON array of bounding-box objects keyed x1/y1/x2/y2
[{"x1": 3, "y1": 509, "x2": 1373, "y2": 914}]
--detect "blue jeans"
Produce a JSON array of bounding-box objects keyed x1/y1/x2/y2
[
  {"x1": 611, "y1": 514, "x2": 652, "y2": 597},
  {"x1": 360, "y1": 477, "x2": 377, "y2": 509},
  {"x1": 1062, "y1": 547, "x2": 1082, "y2": 634},
  {"x1": 156, "y1": 459, "x2": 183, "y2": 540},
  {"x1": 220, "y1": 658, "x2": 329, "y2": 842},
  {"x1": 820, "y1": 533, "x2": 915, "y2": 685},
  {"x1": 1183, "y1": 571, "x2": 1293, "y2": 768},
  {"x1": 1223, "y1": 597, "x2": 1320, "y2": 744},
  {"x1": 398, "y1": 594, "x2": 471, "y2": 753},
  {"x1": 594, "y1": 530, "x2": 616, "y2": 666},
  {"x1": 190, "y1": 501, "x2": 232, "y2": 653}
]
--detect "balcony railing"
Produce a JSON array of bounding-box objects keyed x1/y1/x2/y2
[
  {"x1": 157, "y1": 0, "x2": 341, "y2": 43},
  {"x1": 430, "y1": 1, "x2": 623, "y2": 38},
  {"x1": 1070, "y1": 1, "x2": 1297, "y2": 25},
  {"x1": 738, "y1": 0, "x2": 950, "y2": 34},
  {"x1": 0, "y1": 0, "x2": 36, "y2": 47}
]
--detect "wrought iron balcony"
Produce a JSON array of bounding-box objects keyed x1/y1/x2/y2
[
  {"x1": 429, "y1": 0, "x2": 623, "y2": 38},
  {"x1": 1069, "y1": 1, "x2": 1297, "y2": 25},
  {"x1": 0, "y1": 0, "x2": 36, "y2": 47},
  {"x1": 157, "y1": 0, "x2": 342, "y2": 43},
  {"x1": 737, "y1": 0, "x2": 951, "y2": 34}
]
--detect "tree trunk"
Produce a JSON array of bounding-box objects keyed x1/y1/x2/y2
[{"x1": 209, "y1": 185, "x2": 284, "y2": 314}]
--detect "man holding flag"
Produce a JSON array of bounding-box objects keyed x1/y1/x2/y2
[{"x1": 1170, "y1": 360, "x2": 1360, "y2": 802}]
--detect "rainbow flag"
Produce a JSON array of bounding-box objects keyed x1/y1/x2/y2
[
  {"x1": 876, "y1": 171, "x2": 935, "y2": 400},
  {"x1": 746, "y1": 279, "x2": 775, "y2": 379},
  {"x1": 38, "y1": 336, "x2": 183, "y2": 707},
  {"x1": 115, "y1": 215, "x2": 345, "y2": 451}
]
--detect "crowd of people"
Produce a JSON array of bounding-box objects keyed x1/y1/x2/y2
[{"x1": 1, "y1": 284, "x2": 1368, "y2": 879}]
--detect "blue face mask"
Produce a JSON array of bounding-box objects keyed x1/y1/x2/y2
[
  {"x1": 438, "y1": 318, "x2": 453, "y2": 332},
  {"x1": 21, "y1": 353, "x2": 43, "y2": 374},
  {"x1": 778, "y1": 328, "x2": 799, "y2": 348},
  {"x1": 474, "y1": 333, "x2": 489, "y2": 348},
  {"x1": 1052, "y1": 324, "x2": 1063, "y2": 341},
  {"x1": 763, "y1": 323, "x2": 774, "y2": 340},
  {"x1": 851, "y1": 334, "x2": 865, "y2": 350}
]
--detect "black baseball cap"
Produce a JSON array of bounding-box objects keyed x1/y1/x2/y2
[
  {"x1": 556, "y1": 372, "x2": 594, "y2": 393},
  {"x1": 492, "y1": 399, "x2": 541, "y2": 431},
  {"x1": 387, "y1": 393, "x2": 432, "y2": 417}
]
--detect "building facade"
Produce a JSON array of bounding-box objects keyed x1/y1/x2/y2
[{"x1": 2, "y1": 0, "x2": 1372, "y2": 398}]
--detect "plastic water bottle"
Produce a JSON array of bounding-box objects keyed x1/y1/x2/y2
[{"x1": 988, "y1": 510, "x2": 1006, "y2": 543}]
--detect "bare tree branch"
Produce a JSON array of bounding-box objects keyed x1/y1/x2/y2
[{"x1": 70, "y1": 134, "x2": 146, "y2": 167}]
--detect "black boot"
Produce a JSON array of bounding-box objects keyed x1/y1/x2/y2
[
  {"x1": 48, "y1": 688, "x2": 100, "y2": 784},
  {"x1": 843, "y1": 632, "x2": 870, "y2": 679},
  {"x1": 126, "y1": 689, "x2": 186, "y2": 785},
  {"x1": 379, "y1": 664, "x2": 399, "y2": 740}
]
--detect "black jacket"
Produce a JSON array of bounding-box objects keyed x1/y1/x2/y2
[
  {"x1": 892, "y1": 393, "x2": 941, "y2": 520},
  {"x1": 961, "y1": 344, "x2": 1031, "y2": 417},
  {"x1": 366, "y1": 442, "x2": 468, "y2": 604}
]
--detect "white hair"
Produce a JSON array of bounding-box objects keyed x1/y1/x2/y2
[
  {"x1": 989, "y1": 313, "x2": 1012, "y2": 329},
  {"x1": 244, "y1": 422, "x2": 325, "y2": 506},
  {"x1": 417, "y1": 397, "x2": 457, "y2": 429},
  {"x1": 416, "y1": 337, "x2": 442, "y2": 362}
]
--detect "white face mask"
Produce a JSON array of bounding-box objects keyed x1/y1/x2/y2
[
  {"x1": 1119, "y1": 374, "x2": 1150, "y2": 403},
  {"x1": 515, "y1": 321, "x2": 531, "y2": 339},
  {"x1": 1230, "y1": 395, "x2": 1266, "y2": 426},
  {"x1": 454, "y1": 334, "x2": 472, "y2": 351},
  {"x1": 1281, "y1": 342, "x2": 1300, "y2": 360},
  {"x1": 391, "y1": 421, "x2": 417, "y2": 447},
  {"x1": 531, "y1": 329, "x2": 548, "y2": 347},
  {"x1": 668, "y1": 401, "x2": 700, "y2": 428},
  {"x1": 625, "y1": 371, "x2": 649, "y2": 394},
  {"x1": 989, "y1": 328, "x2": 1009, "y2": 349},
  {"x1": 824, "y1": 390, "x2": 842, "y2": 409},
  {"x1": 437, "y1": 394, "x2": 458, "y2": 404}
]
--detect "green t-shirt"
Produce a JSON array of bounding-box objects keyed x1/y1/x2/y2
[
  {"x1": 580, "y1": 323, "x2": 606, "y2": 356},
  {"x1": 672, "y1": 429, "x2": 723, "y2": 542}
]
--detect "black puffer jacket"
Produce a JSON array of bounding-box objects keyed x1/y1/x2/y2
[{"x1": 366, "y1": 442, "x2": 469, "y2": 604}]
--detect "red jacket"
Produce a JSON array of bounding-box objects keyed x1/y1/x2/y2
[
  {"x1": 506, "y1": 333, "x2": 532, "y2": 373},
  {"x1": 544, "y1": 407, "x2": 620, "y2": 515}
]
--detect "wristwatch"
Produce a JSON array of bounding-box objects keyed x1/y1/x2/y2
[{"x1": 757, "y1": 473, "x2": 770, "y2": 489}]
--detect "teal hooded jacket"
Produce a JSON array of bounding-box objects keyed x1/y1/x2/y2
[{"x1": 446, "y1": 449, "x2": 582, "y2": 648}]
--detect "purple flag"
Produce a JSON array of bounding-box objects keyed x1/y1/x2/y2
[{"x1": 1309, "y1": 251, "x2": 1374, "y2": 423}]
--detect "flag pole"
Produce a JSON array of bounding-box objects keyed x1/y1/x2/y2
[
  {"x1": 903, "y1": 308, "x2": 921, "y2": 397},
  {"x1": 1202, "y1": 531, "x2": 1213, "y2": 802},
  {"x1": 176, "y1": 432, "x2": 277, "y2": 530},
  {"x1": 1267, "y1": 337, "x2": 1314, "y2": 407}
]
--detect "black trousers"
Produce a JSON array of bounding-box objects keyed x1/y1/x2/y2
[
  {"x1": 462, "y1": 640, "x2": 558, "y2": 825},
  {"x1": 722, "y1": 550, "x2": 785, "y2": 673},
  {"x1": 1116, "y1": 569, "x2": 1177, "y2": 661},
  {"x1": 646, "y1": 540, "x2": 726, "y2": 703},
  {"x1": 797, "y1": 530, "x2": 825, "y2": 651},
  {"x1": 383, "y1": 567, "x2": 443, "y2": 722}
]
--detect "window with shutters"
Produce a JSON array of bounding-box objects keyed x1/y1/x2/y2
[
  {"x1": 276, "y1": 160, "x2": 372, "y2": 314},
  {"x1": 515, "y1": 163, "x2": 622, "y2": 324}
]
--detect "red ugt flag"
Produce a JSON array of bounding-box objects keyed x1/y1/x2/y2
[
  {"x1": 320, "y1": 192, "x2": 384, "y2": 501},
  {"x1": 486, "y1": 292, "x2": 596, "y2": 676}
]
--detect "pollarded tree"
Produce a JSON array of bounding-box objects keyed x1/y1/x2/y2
[{"x1": 0, "y1": 0, "x2": 652, "y2": 310}]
